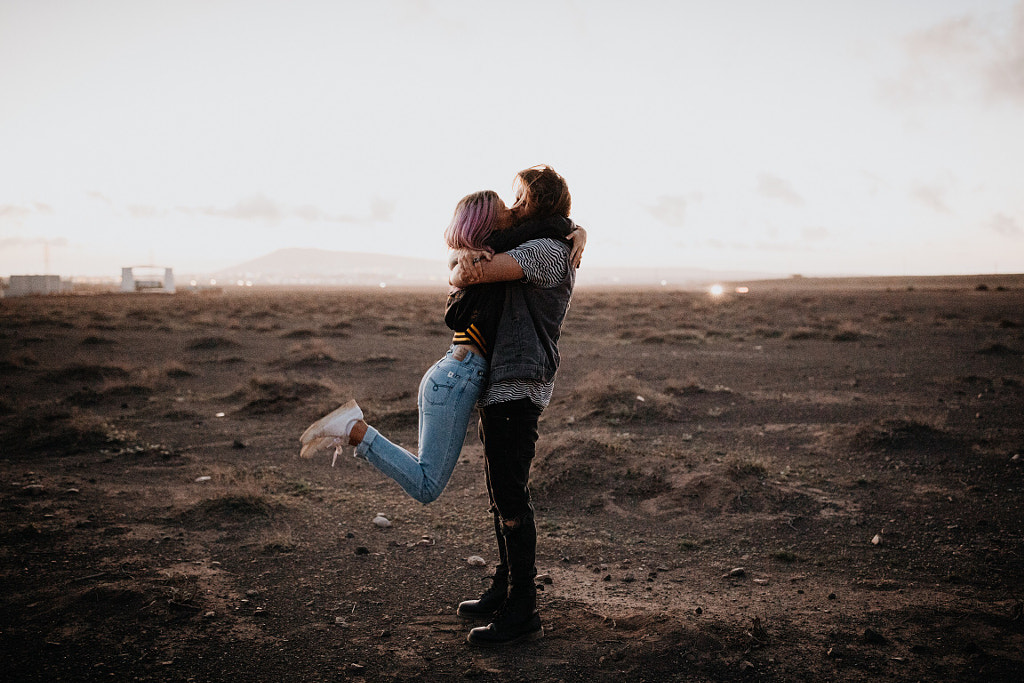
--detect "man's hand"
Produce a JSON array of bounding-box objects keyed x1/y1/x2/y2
[
  {"x1": 450, "y1": 253, "x2": 525, "y2": 287},
  {"x1": 449, "y1": 248, "x2": 494, "y2": 281},
  {"x1": 567, "y1": 225, "x2": 587, "y2": 269}
]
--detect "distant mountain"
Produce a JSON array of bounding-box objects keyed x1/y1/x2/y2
[
  {"x1": 213, "y1": 248, "x2": 449, "y2": 286},
  {"x1": 212, "y1": 248, "x2": 779, "y2": 288}
]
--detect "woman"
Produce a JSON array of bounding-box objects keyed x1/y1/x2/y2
[{"x1": 299, "y1": 186, "x2": 584, "y2": 504}]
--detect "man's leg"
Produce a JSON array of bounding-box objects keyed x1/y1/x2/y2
[{"x1": 467, "y1": 398, "x2": 543, "y2": 646}]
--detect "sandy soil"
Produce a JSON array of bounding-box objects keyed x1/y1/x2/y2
[{"x1": 1, "y1": 279, "x2": 1022, "y2": 682}]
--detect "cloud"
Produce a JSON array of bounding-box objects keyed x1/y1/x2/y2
[
  {"x1": 986, "y1": 2, "x2": 1024, "y2": 102},
  {"x1": 647, "y1": 195, "x2": 688, "y2": 228},
  {"x1": 0, "y1": 203, "x2": 53, "y2": 223},
  {"x1": 177, "y1": 194, "x2": 383, "y2": 225},
  {"x1": 0, "y1": 236, "x2": 69, "y2": 248},
  {"x1": 757, "y1": 173, "x2": 803, "y2": 206},
  {"x1": 87, "y1": 191, "x2": 114, "y2": 206},
  {"x1": 990, "y1": 213, "x2": 1022, "y2": 237},
  {"x1": 369, "y1": 196, "x2": 395, "y2": 223},
  {"x1": 883, "y1": 3, "x2": 1024, "y2": 106},
  {"x1": 801, "y1": 226, "x2": 830, "y2": 242},
  {"x1": 911, "y1": 183, "x2": 951, "y2": 214},
  {"x1": 195, "y1": 194, "x2": 284, "y2": 222},
  {"x1": 0, "y1": 205, "x2": 32, "y2": 222},
  {"x1": 128, "y1": 205, "x2": 161, "y2": 218}
]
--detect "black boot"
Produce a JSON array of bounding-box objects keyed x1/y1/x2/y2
[
  {"x1": 457, "y1": 574, "x2": 508, "y2": 619},
  {"x1": 466, "y1": 584, "x2": 541, "y2": 646}
]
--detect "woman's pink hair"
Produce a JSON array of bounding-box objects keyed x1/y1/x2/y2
[{"x1": 443, "y1": 190, "x2": 504, "y2": 250}]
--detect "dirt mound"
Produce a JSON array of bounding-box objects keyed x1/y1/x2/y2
[
  {"x1": 181, "y1": 494, "x2": 275, "y2": 529},
  {"x1": 533, "y1": 433, "x2": 670, "y2": 504},
  {"x1": 564, "y1": 371, "x2": 679, "y2": 423},
  {"x1": 0, "y1": 408, "x2": 133, "y2": 456},
  {"x1": 229, "y1": 375, "x2": 334, "y2": 415},
  {"x1": 188, "y1": 336, "x2": 240, "y2": 350},
  {"x1": 851, "y1": 418, "x2": 961, "y2": 453},
  {"x1": 42, "y1": 363, "x2": 131, "y2": 383}
]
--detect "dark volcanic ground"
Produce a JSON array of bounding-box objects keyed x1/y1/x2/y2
[{"x1": 1, "y1": 279, "x2": 1022, "y2": 681}]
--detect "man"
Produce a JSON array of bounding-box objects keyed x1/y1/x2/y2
[{"x1": 449, "y1": 165, "x2": 580, "y2": 646}]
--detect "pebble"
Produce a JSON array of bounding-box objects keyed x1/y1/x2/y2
[
  {"x1": 195, "y1": 476, "x2": 212, "y2": 483},
  {"x1": 727, "y1": 567, "x2": 746, "y2": 578},
  {"x1": 373, "y1": 514, "x2": 391, "y2": 528},
  {"x1": 871, "y1": 534, "x2": 883, "y2": 545},
  {"x1": 467, "y1": 555, "x2": 487, "y2": 566},
  {"x1": 22, "y1": 484, "x2": 45, "y2": 496}
]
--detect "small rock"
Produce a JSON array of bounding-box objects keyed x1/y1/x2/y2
[
  {"x1": 727, "y1": 567, "x2": 746, "y2": 578},
  {"x1": 739, "y1": 660, "x2": 754, "y2": 671},
  {"x1": 203, "y1": 611, "x2": 216, "y2": 619},
  {"x1": 21, "y1": 484, "x2": 45, "y2": 496},
  {"x1": 335, "y1": 617, "x2": 349, "y2": 627},
  {"x1": 753, "y1": 578, "x2": 769, "y2": 585},
  {"x1": 695, "y1": 606, "x2": 703, "y2": 615},
  {"x1": 373, "y1": 514, "x2": 391, "y2": 528},
  {"x1": 1012, "y1": 453, "x2": 1020, "y2": 462},
  {"x1": 828, "y1": 592, "x2": 837, "y2": 600},
  {"x1": 871, "y1": 534, "x2": 882, "y2": 545},
  {"x1": 603, "y1": 574, "x2": 612, "y2": 582},
  {"x1": 355, "y1": 546, "x2": 370, "y2": 555},
  {"x1": 621, "y1": 574, "x2": 636, "y2": 583},
  {"x1": 466, "y1": 555, "x2": 486, "y2": 567},
  {"x1": 195, "y1": 476, "x2": 212, "y2": 483},
  {"x1": 62, "y1": 488, "x2": 81, "y2": 497},
  {"x1": 231, "y1": 440, "x2": 247, "y2": 449},
  {"x1": 536, "y1": 574, "x2": 553, "y2": 584}
]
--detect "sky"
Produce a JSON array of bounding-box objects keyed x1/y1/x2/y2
[{"x1": 1, "y1": 0, "x2": 1023, "y2": 279}]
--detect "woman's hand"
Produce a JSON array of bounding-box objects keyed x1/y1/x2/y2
[{"x1": 567, "y1": 225, "x2": 587, "y2": 269}]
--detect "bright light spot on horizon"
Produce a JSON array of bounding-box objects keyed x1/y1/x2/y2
[
  {"x1": 709, "y1": 284, "x2": 725, "y2": 296},
  {"x1": 736, "y1": 286, "x2": 750, "y2": 294}
]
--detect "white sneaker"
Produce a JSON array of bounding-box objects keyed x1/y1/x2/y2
[{"x1": 299, "y1": 400, "x2": 363, "y2": 457}]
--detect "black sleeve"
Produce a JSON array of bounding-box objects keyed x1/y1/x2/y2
[
  {"x1": 445, "y1": 284, "x2": 499, "y2": 332},
  {"x1": 484, "y1": 216, "x2": 574, "y2": 254}
]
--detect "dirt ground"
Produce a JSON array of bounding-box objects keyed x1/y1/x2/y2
[{"x1": 1, "y1": 278, "x2": 1022, "y2": 682}]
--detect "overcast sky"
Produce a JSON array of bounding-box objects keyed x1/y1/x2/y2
[{"x1": 2, "y1": 0, "x2": 1022, "y2": 278}]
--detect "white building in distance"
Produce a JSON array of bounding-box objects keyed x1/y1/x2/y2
[
  {"x1": 6, "y1": 275, "x2": 67, "y2": 297},
  {"x1": 121, "y1": 267, "x2": 175, "y2": 294}
]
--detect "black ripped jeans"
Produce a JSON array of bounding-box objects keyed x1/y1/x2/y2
[{"x1": 478, "y1": 397, "x2": 543, "y2": 591}]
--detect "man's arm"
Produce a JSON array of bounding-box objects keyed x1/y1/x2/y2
[{"x1": 450, "y1": 253, "x2": 524, "y2": 287}]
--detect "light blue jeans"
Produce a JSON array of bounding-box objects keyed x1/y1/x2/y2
[{"x1": 355, "y1": 345, "x2": 489, "y2": 503}]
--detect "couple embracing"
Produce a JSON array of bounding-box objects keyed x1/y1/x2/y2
[{"x1": 300, "y1": 165, "x2": 585, "y2": 646}]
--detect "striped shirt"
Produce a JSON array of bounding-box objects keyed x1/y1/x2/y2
[{"x1": 478, "y1": 238, "x2": 571, "y2": 408}]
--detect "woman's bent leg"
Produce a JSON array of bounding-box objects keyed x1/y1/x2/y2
[{"x1": 355, "y1": 348, "x2": 486, "y2": 503}]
